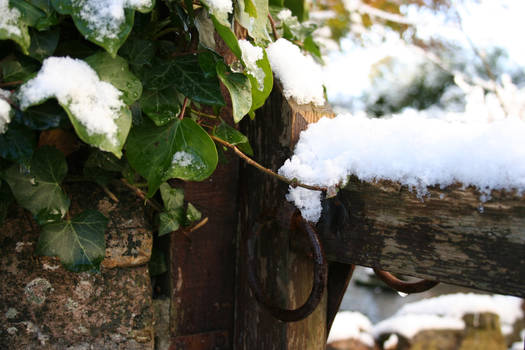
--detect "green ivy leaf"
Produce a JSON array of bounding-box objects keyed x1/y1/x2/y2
[
  {"x1": 0, "y1": 1, "x2": 31, "y2": 53},
  {"x1": 50, "y1": 0, "x2": 72, "y2": 15},
  {"x1": 216, "y1": 62, "x2": 252, "y2": 123},
  {"x1": 249, "y1": 49, "x2": 273, "y2": 113},
  {"x1": 159, "y1": 183, "x2": 184, "y2": 210},
  {"x1": 284, "y1": 0, "x2": 307, "y2": 22},
  {"x1": 303, "y1": 35, "x2": 322, "y2": 63},
  {"x1": 169, "y1": 56, "x2": 225, "y2": 106},
  {"x1": 0, "y1": 122, "x2": 37, "y2": 164},
  {"x1": 28, "y1": 28, "x2": 60, "y2": 62},
  {"x1": 83, "y1": 149, "x2": 125, "y2": 185},
  {"x1": 0, "y1": 55, "x2": 39, "y2": 82},
  {"x1": 194, "y1": 9, "x2": 216, "y2": 51},
  {"x1": 210, "y1": 14, "x2": 242, "y2": 58},
  {"x1": 15, "y1": 100, "x2": 68, "y2": 131},
  {"x1": 126, "y1": 118, "x2": 180, "y2": 197},
  {"x1": 157, "y1": 183, "x2": 184, "y2": 236},
  {"x1": 164, "y1": 118, "x2": 218, "y2": 182},
  {"x1": 84, "y1": 51, "x2": 143, "y2": 105},
  {"x1": 213, "y1": 121, "x2": 253, "y2": 156},
  {"x1": 53, "y1": 0, "x2": 152, "y2": 57},
  {"x1": 139, "y1": 87, "x2": 181, "y2": 126},
  {"x1": 63, "y1": 103, "x2": 132, "y2": 158},
  {"x1": 3, "y1": 146, "x2": 70, "y2": 222},
  {"x1": 185, "y1": 202, "x2": 201, "y2": 223},
  {"x1": 235, "y1": 0, "x2": 271, "y2": 43},
  {"x1": 198, "y1": 50, "x2": 220, "y2": 79},
  {"x1": 27, "y1": 0, "x2": 56, "y2": 16},
  {"x1": 158, "y1": 209, "x2": 183, "y2": 236},
  {"x1": 36, "y1": 210, "x2": 108, "y2": 272},
  {"x1": 118, "y1": 37, "x2": 155, "y2": 69},
  {"x1": 11, "y1": 0, "x2": 58, "y2": 31}
]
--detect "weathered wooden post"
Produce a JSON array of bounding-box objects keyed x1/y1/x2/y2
[{"x1": 234, "y1": 83, "x2": 334, "y2": 349}]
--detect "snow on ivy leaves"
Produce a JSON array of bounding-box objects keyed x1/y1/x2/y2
[
  {"x1": 17, "y1": 55, "x2": 137, "y2": 158},
  {"x1": 126, "y1": 118, "x2": 218, "y2": 197},
  {"x1": 51, "y1": 0, "x2": 154, "y2": 57}
]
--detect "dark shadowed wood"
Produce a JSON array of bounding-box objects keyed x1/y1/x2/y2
[
  {"x1": 318, "y1": 177, "x2": 525, "y2": 297},
  {"x1": 234, "y1": 83, "x2": 334, "y2": 350},
  {"x1": 169, "y1": 148, "x2": 239, "y2": 344}
]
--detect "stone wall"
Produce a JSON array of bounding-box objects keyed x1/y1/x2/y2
[{"x1": 0, "y1": 182, "x2": 155, "y2": 349}]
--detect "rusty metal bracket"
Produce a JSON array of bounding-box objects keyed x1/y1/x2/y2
[
  {"x1": 246, "y1": 211, "x2": 328, "y2": 322},
  {"x1": 373, "y1": 269, "x2": 439, "y2": 294}
]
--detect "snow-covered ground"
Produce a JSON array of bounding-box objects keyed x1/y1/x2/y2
[{"x1": 328, "y1": 293, "x2": 524, "y2": 348}]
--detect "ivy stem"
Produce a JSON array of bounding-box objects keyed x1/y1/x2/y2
[
  {"x1": 152, "y1": 27, "x2": 179, "y2": 40},
  {"x1": 191, "y1": 109, "x2": 217, "y2": 119},
  {"x1": 120, "y1": 178, "x2": 163, "y2": 212},
  {"x1": 268, "y1": 14, "x2": 280, "y2": 40},
  {"x1": 189, "y1": 216, "x2": 208, "y2": 233},
  {"x1": 210, "y1": 135, "x2": 327, "y2": 192},
  {"x1": 101, "y1": 185, "x2": 119, "y2": 203},
  {"x1": 179, "y1": 97, "x2": 189, "y2": 120},
  {"x1": 0, "y1": 80, "x2": 23, "y2": 88}
]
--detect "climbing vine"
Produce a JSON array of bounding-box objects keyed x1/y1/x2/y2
[
  {"x1": 0, "y1": 0, "x2": 446, "y2": 272},
  {"x1": 0, "y1": 0, "x2": 324, "y2": 272}
]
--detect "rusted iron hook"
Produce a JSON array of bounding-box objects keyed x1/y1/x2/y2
[
  {"x1": 373, "y1": 269, "x2": 438, "y2": 294},
  {"x1": 246, "y1": 211, "x2": 328, "y2": 322}
]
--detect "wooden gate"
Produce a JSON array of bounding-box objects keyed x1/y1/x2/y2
[{"x1": 169, "y1": 82, "x2": 525, "y2": 349}]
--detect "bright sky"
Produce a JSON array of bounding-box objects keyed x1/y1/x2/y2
[{"x1": 323, "y1": 0, "x2": 525, "y2": 104}]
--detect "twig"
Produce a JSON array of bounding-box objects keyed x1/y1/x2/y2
[
  {"x1": 210, "y1": 135, "x2": 327, "y2": 192},
  {"x1": 101, "y1": 185, "x2": 119, "y2": 203},
  {"x1": 179, "y1": 97, "x2": 189, "y2": 120},
  {"x1": 191, "y1": 108, "x2": 217, "y2": 119},
  {"x1": 189, "y1": 217, "x2": 208, "y2": 233},
  {"x1": 268, "y1": 14, "x2": 280, "y2": 40},
  {"x1": 120, "y1": 178, "x2": 163, "y2": 212},
  {"x1": 152, "y1": 27, "x2": 179, "y2": 40},
  {"x1": 0, "y1": 80, "x2": 23, "y2": 88}
]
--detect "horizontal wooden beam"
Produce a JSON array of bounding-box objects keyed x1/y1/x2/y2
[{"x1": 317, "y1": 177, "x2": 525, "y2": 297}]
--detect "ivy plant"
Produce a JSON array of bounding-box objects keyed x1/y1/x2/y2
[{"x1": 0, "y1": 0, "x2": 322, "y2": 272}]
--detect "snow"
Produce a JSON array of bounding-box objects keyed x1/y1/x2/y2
[
  {"x1": 18, "y1": 57, "x2": 124, "y2": 145},
  {"x1": 266, "y1": 38, "x2": 325, "y2": 106},
  {"x1": 383, "y1": 334, "x2": 398, "y2": 349},
  {"x1": 277, "y1": 9, "x2": 293, "y2": 22},
  {"x1": 73, "y1": 0, "x2": 152, "y2": 40},
  {"x1": 0, "y1": 0, "x2": 22, "y2": 37},
  {"x1": 327, "y1": 311, "x2": 375, "y2": 346},
  {"x1": 238, "y1": 40, "x2": 265, "y2": 91},
  {"x1": 203, "y1": 0, "x2": 232, "y2": 16},
  {"x1": 172, "y1": 151, "x2": 196, "y2": 167},
  {"x1": 394, "y1": 293, "x2": 523, "y2": 336},
  {"x1": 279, "y1": 111, "x2": 525, "y2": 222},
  {"x1": 372, "y1": 293, "x2": 523, "y2": 340},
  {"x1": 373, "y1": 314, "x2": 465, "y2": 339},
  {"x1": 0, "y1": 89, "x2": 12, "y2": 134}
]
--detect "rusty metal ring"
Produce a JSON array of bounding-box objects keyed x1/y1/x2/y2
[
  {"x1": 373, "y1": 269, "x2": 439, "y2": 294},
  {"x1": 246, "y1": 212, "x2": 328, "y2": 322}
]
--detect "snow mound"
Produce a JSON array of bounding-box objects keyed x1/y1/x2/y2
[
  {"x1": 266, "y1": 38, "x2": 325, "y2": 106},
  {"x1": 328, "y1": 311, "x2": 374, "y2": 346},
  {"x1": 18, "y1": 56, "x2": 124, "y2": 145},
  {"x1": 279, "y1": 112, "x2": 525, "y2": 222}
]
